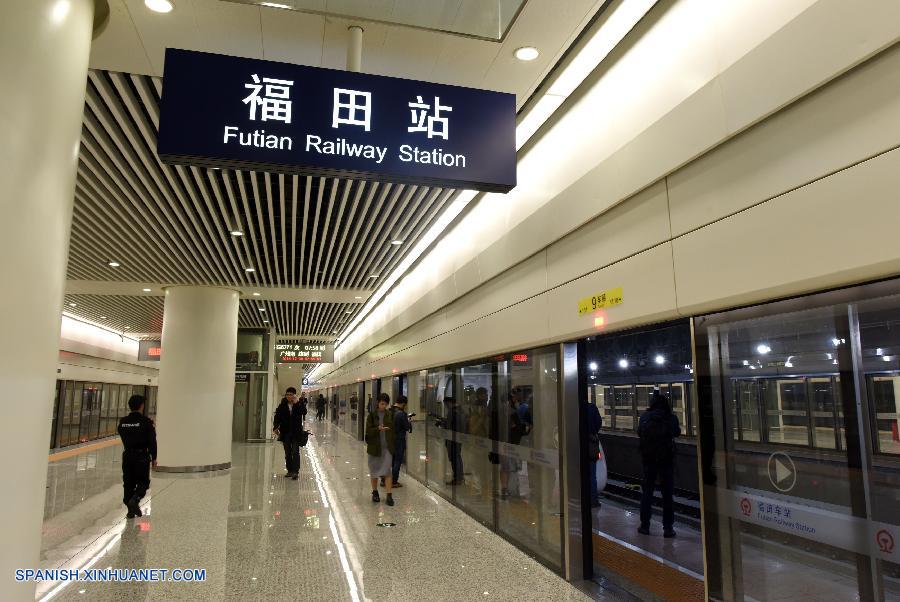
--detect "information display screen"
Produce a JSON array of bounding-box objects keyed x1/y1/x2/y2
[{"x1": 275, "y1": 342, "x2": 334, "y2": 364}]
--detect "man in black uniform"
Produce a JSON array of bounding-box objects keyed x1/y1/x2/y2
[{"x1": 117, "y1": 394, "x2": 157, "y2": 519}]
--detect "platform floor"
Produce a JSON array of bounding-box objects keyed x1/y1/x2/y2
[{"x1": 38, "y1": 421, "x2": 614, "y2": 601}]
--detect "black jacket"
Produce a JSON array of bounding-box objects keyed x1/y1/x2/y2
[
  {"x1": 287, "y1": 402, "x2": 305, "y2": 437},
  {"x1": 273, "y1": 400, "x2": 291, "y2": 434},
  {"x1": 393, "y1": 409, "x2": 411, "y2": 444},
  {"x1": 118, "y1": 412, "x2": 157, "y2": 461}
]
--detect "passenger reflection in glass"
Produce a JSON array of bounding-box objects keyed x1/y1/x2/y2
[
  {"x1": 442, "y1": 396, "x2": 465, "y2": 485},
  {"x1": 637, "y1": 389, "x2": 681, "y2": 537}
]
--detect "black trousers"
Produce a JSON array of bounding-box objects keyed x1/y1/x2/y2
[
  {"x1": 640, "y1": 459, "x2": 675, "y2": 528},
  {"x1": 445, "y1": 441, "x2": 463, "y2": 482},
  {"x1": 283, "y1": 436, "x2": 301, "y2": 474},
  {"x1": 122, "y1": 450, "x2": 151, "y2": 505}
]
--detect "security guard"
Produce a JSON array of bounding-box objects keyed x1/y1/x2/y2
[{"x1": 117, "y1": 394, "x2": 158, "y2": 519}]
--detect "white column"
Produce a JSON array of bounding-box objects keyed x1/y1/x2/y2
[
  {"x1": 156, "y1": 287, "x2": 240, "y2": 471},
  {"x1": 0, "y1": 1, "x2": 95, "y2": 599}
]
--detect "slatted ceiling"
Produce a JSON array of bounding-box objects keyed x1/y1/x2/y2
[{"x1": 66, "y1": 68, "x2": 461, "y2": 337}]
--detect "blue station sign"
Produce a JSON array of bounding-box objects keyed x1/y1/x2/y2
[{"x1": 157, "y1": 49, "x2": 517, "y2": 193}]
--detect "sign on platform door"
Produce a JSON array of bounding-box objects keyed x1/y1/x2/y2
[{"x1": 157, "y1": 49, "x2": 517, "y2": 192}]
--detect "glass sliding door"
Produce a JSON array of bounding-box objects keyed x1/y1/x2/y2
[{"x1": 696, "y1": 281, "x2": 900, "y2": 601}]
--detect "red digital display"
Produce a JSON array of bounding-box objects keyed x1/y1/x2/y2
[
  {"x1": 512, "y1": 354, "x2": 528, "y2": 363},
  {"x1": 148, "y1": 347, "x2": 161, "y2": 357}
]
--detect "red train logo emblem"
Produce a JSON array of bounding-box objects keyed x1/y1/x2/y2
[
  {"x1": 740, "y1": 497, "x2": 752, "y2": 517},
  {"x1": 876, "y1": 529, "x2": 894, "y2": 554}
]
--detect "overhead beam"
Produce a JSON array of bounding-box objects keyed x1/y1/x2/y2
[{"x1": 66, "y1": 280, "x2": 371, "y2": 303}]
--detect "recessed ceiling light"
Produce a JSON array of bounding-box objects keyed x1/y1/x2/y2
[
  {"x1": 618, "y1": 358, "x2": 628, "y2": 369},
  {"x1": 108, "y1": 261, "x2": 120, "y2": 267},
  {"x1": 514, "y1": 46, "x2": 540, "y2": 61},
  {"x1": 259, "y1": 1, "x2": 291, "y2": 8},
  {"x1": 369, "y1": 274, "x2": 379, "y2": 279},
  {"x1": 258, "y1": 307, "x2": 266, "y2": 312},
  {"x1": 390, "y1": 240, "x2": 403, "y2": 245},
  {"x1": 332, "y1": 330, "x2": 338, "y2": 334},
  {"x1": 124, "y1": 326, "x2": 131, "y2": 329},
  {"x1": 354, "y1": 296, "x2": 362, "y2": 300},
  {"x1": 345, "y1": 310, "x2": 352, "y2": 314},
  {"x1": 68, "y1": 302, "x2": 77, "y2": 307},
  {"x1": 263, "y1": 320, "x2": 270, "y2": 323},
  {"x1": 230, "y1": 230, "x2": 243, "y2": 237},
  {"x1": 245, "y1": 267, "x2": 255, "y2": 273},
  {"x1": 100, "y1": 316, "x2": 107, "y2": 319},
  {"x1": 144, "y1": 0, "x2": 174, "y2": 13},
  {"x1": 252, "y1": 292, "x2": 261, "y2": 296},
  {"x1": 142, "y1": 288, "x2": 151, "y2": 292}
]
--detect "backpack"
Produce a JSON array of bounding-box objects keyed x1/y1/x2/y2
[{"x1": 639, "y1": 411, "x2": 674, "y2": 461}]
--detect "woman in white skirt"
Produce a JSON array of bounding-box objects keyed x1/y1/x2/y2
[{"x1": 365, "y1": 393, "x2": 396, "y2": 506}]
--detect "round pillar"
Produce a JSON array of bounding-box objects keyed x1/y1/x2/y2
[
  {"x1": 156, "y1": 287, "x2": 240, "y2": 471},
  {"x1": 0, "y1": 1, "x2": 95, "y2": 599}
]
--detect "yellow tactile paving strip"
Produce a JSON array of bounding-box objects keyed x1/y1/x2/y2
[
  {"x1": 593, "y1": 533, "x2": 704, "y2": 601},
  {"x1": 48, "y1": 438, "x2": 121, "y2": 462}
]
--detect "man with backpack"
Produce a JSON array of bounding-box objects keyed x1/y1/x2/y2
[{"x1": 637, "y1": 389, "x2": 681, "y2": 538}]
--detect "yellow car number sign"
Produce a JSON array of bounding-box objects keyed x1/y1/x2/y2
[{"x1": 577, "y1": 287, "x2": 623, "y2": 315}]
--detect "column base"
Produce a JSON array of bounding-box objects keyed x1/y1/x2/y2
[{"x1": 154, "y1": 462, "x2": 231, "y2": 473}]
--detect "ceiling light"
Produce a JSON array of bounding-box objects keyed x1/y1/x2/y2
[
  {"x1": 252, "y1": 292, "x2": 261, "y2": 296},
  {"x1": 99, "y1": 316, "x2": 107, "y2": 319},
  {"x1": 263, "y1": 320, "x2": 269, "y2": 323},
  {"x1": 588, "y1": 362, "x2": 598, "y2": 371},
  {"x1": 258, "y1": 307, "x2": 266, "y2": 312},
  {"x1": 884, "y1": 355, "x2": 892, "y2": 362},
  {"x1": 107, "y1": 261, "x2": 120, "y2": 267},
  {"x1": 390, "y1": 240, "x2": 404, "y2": 245},
  {"x1": 142, "y1": 288, "x2": 151, "y2": 292},
  {"x1": 144, "y1": 0, "x2": 174, "y2": 13},
  {"x1": 230, "y1": 230, "x2": 244, "y2": 237},
  {"x1": 618, "y1": 359, "x2": 628, "y2": 369},
  {"x1": 68, "y1": 302, "x2": 77, "y2": 307},
  {"x1": 345, "y1": 310, "x2": 352, "y2": 314},
  {"x1": 332, "y1": 330, "x2": 338, "y2": 334},
  {"x1": 514, "y1": 46, "x2": 540, "y2": 61},
  {"x1": 756, "y1": 344, "x2": 771, "y2": 355},
  {"x1": 742, "y1": 360, "x2": 749, "y2": 366},
  {"x1": 654, "y1": 354, "x2": 665, "y2": 365},
  {"x1": 259, "y1": 1, "x2": 291, "y2": 8},
  {"x1": 245, "y1": 267, "x2": 255, "y2": 273},
  {"x1": 876, "y1": 347, "x2": 884, "y2": 356},
  {"x1": 124, "y1": 326, "x2": 131, "y2": 329},
  {"x1": 354, "y1": 296, "x2": 362, "y2": 300},
  {"x1": 369, "y1": 274, "x2": 379, "y2": 279}
]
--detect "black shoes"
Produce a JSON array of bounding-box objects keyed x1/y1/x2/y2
[
  {"x1": 393, "y1": 482, "x2": 403, "y2": 488},
  {"x1": 125, "y1": 496, "x2": 141, "y2": 519},
  {"x1": 664, "y1": 528, "x2": 676, "y2": 538},
  {"x1": 386, "y1": 494, "x2": 394, "y2": 507},
  {"x1": 292, "y1": 474, "x2": 299, "y2": 480},
  {"x1": 372, "y1": 490, "x2": 380, "y2": 503},
  {"x1": 637, "y1": 524, "x2": 650, "y2": 535}
]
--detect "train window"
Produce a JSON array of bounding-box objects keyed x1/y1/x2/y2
[
  {"x1": 581, "y1": 319, "x2": 694, "y2": 437},
  {"x1": 857, "y1": 295, "x2": 900, "y2": 457}
]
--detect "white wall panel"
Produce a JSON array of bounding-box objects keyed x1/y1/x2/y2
[
  {"x1": 673, "y1": 148, "x2": 900, "y2": 315},
  {"x1": 669, "y1": 41, "x2": 900, "y2": 236},
  {"x1": 89, "y1": 0, "x2": 153, "y2": 74},
  {"x1": 717, "y1": 0, "x2": 900, "y2": 135},
  {"x1": 547, "y1": 243, "x2": 678, "y2": 343},
  {"x1": 546, "y1": 179, "x2": 670, "y2": 288},
  {"x1": 318, "y1": 0, "x2": 900, "y2": 387},
  {"x1": 57, "y1": 352, "x2": 158, "y2": 386}
]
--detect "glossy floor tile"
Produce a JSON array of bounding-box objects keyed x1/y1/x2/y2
[{"x1": 39, "y1": 421, "x2": 604, "y2": 601}]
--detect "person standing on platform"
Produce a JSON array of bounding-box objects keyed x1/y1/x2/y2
[
  {"x1": 273, "y1": 387, "x2": 296, "y2": 476},
  {"x1": 298, "y1": 394, "x2": 309, "y2": 422},
  {"x1": 637, "y1": 389, "x2": 681, "y2": 538},
  {"x1": 285, "y1": 391, "x2": 307, "y2": 480},
  {"x1": 389, "y1": 396, "x2": 411, "y2": 488},
  {"x1": 366, "y1": 393, "x2": 396, "y2": 506},
  {"x1": 586, "y1": 397, "x2": 603, "y2": 508},
  {"x1": 118, "y1": 394, "x2": 157, "y2": 519},
  {"x1": 316, "y1": 394, "x2": 326, "y2": 421},
  {"x1": 442, "y1": 396, "x2": 465, "y2": 486}
]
